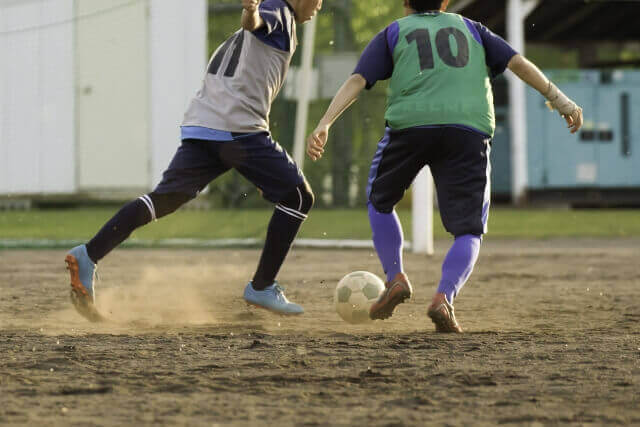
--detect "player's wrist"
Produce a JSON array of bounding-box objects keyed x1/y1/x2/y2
[
  {"x1": 318, "y1": 119, "x2": 332, "y2": 129},
  {"x1": 242, "y1": 0, "x2": 260, "y2": 13},
  {"x1": 544, "y1": 82, "x2": 577, "y2": 115}
]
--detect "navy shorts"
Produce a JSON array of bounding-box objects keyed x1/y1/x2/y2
[
  {"x1": 367, "y1": 126, "x2": 491, "y2": 237},
  {"x1": 154, "y1": 133, "x2": 305, "y2": 203}
]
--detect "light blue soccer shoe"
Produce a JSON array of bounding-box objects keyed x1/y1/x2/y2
[
  {"x1": 243, "y1": 282, "x2": 304, "y2": 316},
  {"x1": 65, "y1": 245, "x2": 104, "y2": 322}
]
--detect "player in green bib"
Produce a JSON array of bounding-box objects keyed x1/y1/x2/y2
[
  {"x1": 386, "y1": 10, "x2": 495, "y2": 135},
  {"x1": 307, "y1": 0, "x2": 583, "y2": 332}
]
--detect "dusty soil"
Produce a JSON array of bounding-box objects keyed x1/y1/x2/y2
[{"x1": 1, "y1": 239, "x2": 639, "y2": 426}]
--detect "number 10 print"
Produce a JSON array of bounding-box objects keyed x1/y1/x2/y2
[{"x1": 406, "y1": 27, "x2": 470, "y2": 70}]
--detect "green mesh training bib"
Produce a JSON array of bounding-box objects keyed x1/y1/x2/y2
[{"x1": 385, "y1": 12, "x2": 495, "y2": 136}]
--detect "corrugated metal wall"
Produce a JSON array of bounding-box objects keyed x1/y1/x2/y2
[
  {"x1": 149, "y1": 0, "x2": 207, "y2": 187},
  {"x1": 0, "y1": 0, "x2": 75, "y2": 195},
  {"x1": 0, "y1": 0, "x2": 207, "y2": 197},
  {"x1": 74, "y1": 0, "x2": 150, "y2": 193},
  {"x1": 492, "y1": 70, "x2": 640, "y2": 197},
  {"x1": 527, "y1": 70, "x2": 639, "y2": 190}
]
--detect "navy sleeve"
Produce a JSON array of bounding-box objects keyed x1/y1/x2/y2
[
  {"x1": 464, "y1": 18, "x2": 518, "y2": 78},
  {"x1": 353, "y1": 22, "x2": 399, "y2": 90},
  {"x1": 252, "y1": 0, "x2": 292, "y2": 51}
]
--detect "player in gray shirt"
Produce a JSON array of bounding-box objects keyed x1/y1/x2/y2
[{"x1": 65, "y1": 0, "x2": 323, "y2": 321}]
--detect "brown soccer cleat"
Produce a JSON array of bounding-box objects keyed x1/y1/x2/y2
[
  {"x1": 65, "y1": 246, "x2": 105, "y2": 323},
  {"x1": 427, "y1": 294, "x2": 463, "y2": 333},
  {"x1": 369, "y1": 272, "x2": 413, "y2": 320}
]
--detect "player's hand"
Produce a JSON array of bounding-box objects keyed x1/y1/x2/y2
[
  {"x1": 563, "y1": 105, "x2": 583, "y2": 134},
  {"x1": 242, "y1": 0, "x2": 260, "y2": 13},
  {"x1": 307, "y1": 124, "x2": 329, "y2": 161}
]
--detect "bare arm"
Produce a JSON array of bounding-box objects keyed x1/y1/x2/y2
[
  {"x1": 307, "y1": 74, "x2": 367, "y2": 161},
  {"x1": 508, "y1": 54, "x2": 583, "y2": 133},
  {"x1": 507, "y1": 54, "x2": 549, "y2": 94},
  {"x1": 318, "y1": 74, "x2": 367, "y2": 128},
  {"x1": 241, "y1": 0, "x2": 263, "y2": 32}
]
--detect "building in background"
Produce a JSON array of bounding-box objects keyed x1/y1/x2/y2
[
  {"x1": 453, "y1": 0, "x2": 640, "y2": 205},
  {"x1": 2, "y1": 0, "x2": 639, "y2": 207},
  {"x1": 0, "y1": 0, "x2": 207, "y2": 199}
]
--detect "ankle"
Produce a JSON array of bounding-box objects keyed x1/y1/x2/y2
[
  {"x1": 388, "y1": 272, "x2": 409, "y2": 284},
  {"x1": 430, "y1": 293, "x2": 448, "y2": 308},
  {"x1": 251, "y1": 280, "x2": 272, "y2": 291}
]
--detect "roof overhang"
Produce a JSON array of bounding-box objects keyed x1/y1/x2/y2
[{"x1": 451, "y1": 0, "x2": 640, "y2": 43}]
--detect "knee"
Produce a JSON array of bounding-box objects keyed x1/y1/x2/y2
[
  {"x1": 454, "y1": 233, "x2": 483, "y2": 244},
  {"x1": 148, "y1": 191, "x2": 193, "y2": 219},
  {"x1": 368, "y1": 194, "x2": 394, "y2": 214},
  {"x1": 452, "y1": 227, "x2": 484, "y2": 239},
  {"x1": 299, "y1": 181, "x2": 315, "y2": 214},
  {"x1": 279, "y1": 182, "x2": 314, "y2": 218}
]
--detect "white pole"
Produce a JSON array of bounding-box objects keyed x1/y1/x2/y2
[
  {"x1": 412, "y1": 166, "x2": 434, "y2": 255},
  {"x1": 292, "y1": 18, "x2": 317, "y2": 168},
  {"x1": 507, "y1": 0, "x2": 528, "y2": 204}
]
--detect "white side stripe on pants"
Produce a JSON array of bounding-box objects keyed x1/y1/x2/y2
[{"x1": 482, "y1": 143, "x2": 492, "y2": 234}]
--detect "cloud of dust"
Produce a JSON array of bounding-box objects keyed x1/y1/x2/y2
[
  {"x1": 42, "y1": 262, "x2": 250, "y2": 334},
  {"x1": 95, "y1": 263, "x2": 246, "y2": 327}
]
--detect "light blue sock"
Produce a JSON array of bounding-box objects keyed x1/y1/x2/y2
[{"x1": 437, "y1": 234, "x2": 481, "y2": 303}]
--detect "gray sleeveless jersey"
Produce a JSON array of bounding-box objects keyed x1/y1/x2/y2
[{"x1": 182, "y1": 22, "x2": 297, "y2": 133}]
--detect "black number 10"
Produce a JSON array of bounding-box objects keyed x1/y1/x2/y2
[
  {"x1": 208, "y1": 31, "x2": 245, "y2": 77},
  {"x1": 406, "y1": 26, "x2": 470, "y2": 70}
]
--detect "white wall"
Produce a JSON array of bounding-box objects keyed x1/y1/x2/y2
[
  {"x1": 75, "y1": 0, "x2": 150, "y2": 192},
  {"x1": 0, "y1": 0, "x2": 207, "y2": 196},
  {"x1": 149, "y1": 0, "x2": 207, "y2": 186},
  {"x1": 0, "y1": 0, "x2": 75, "y2": 195}
]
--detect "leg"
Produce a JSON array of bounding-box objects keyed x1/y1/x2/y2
[
  {"x1": 65, "y1": 192, "x2": 192, "y2": 323},
  {"x1": 437, "y1": 234, "x2": 481, "y2": 304},
  {"x1": 222, "y1": 134, "x2": 312, "y2": 314},
  {"x1": 252, "y1": 180, "x2": 314, "y2": 290},
  {"x1": 427, "y1": 127, "x2": 491, "y2": 333},
  {"x1": 243, "y1": 182, "x2": 313, "y2": 315},
  {"x1": 66, "y1": 139, "x2": 227, "y2": 322},
  {"x1": 85, "y1": 139, "x2": 226, "y2": 263},
  {"x1": 366, "y1": 127, "x2": 440, "y2": 320},
  {"x1": 368, "y1": 202, "x2": 404, "y2": 283},
  {"x1": 85, "y1": 192, "x2": 192, "y2": 263}
]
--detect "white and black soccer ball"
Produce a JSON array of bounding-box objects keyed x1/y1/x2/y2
[{"x1": 334, "y1": 271, "x2": 385, "y2": 324}]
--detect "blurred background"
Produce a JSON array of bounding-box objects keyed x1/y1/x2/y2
[{"x1": 1, "y1": 0, "x2": 639, "y2": 246}]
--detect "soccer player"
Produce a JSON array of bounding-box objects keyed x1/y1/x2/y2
[
  {"x1": 307, "y1": 0, "x2": 583, "y2": 332},
  {"x1": 65, "y1": 0, "x2": 323, "y2": 322}
]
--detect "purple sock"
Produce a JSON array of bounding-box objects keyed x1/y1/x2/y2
[
  {"x1": 368, "y1": 203, "x2": 404, "y2": 282},
  {"x1": 437, "y1": 234, "x2": 481, "y2": 304}
]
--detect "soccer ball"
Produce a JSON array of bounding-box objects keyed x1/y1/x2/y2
[{"x1": 334, "y1": 271, "x2": 385, "y2": 324}]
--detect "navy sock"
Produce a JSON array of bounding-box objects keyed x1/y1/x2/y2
[
  {"x1": 85, "y1": 199, "x2": 152, "y2": 263},
  {"x1": 252, "y1": 209, "x2": 303, "y2": 290}
]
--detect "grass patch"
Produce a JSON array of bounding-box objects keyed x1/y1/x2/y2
[{"x1": 0, "y1": 207, "x2": 639, "y2": 241}]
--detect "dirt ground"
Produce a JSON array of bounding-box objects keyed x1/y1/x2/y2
[{"x1": 1, "y1": 239, "x2": 639, "y2": 426}]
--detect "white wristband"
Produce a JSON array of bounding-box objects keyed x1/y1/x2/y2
[{"x1": 544, "y1": 82, "x2": 577, "y2": 115}]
